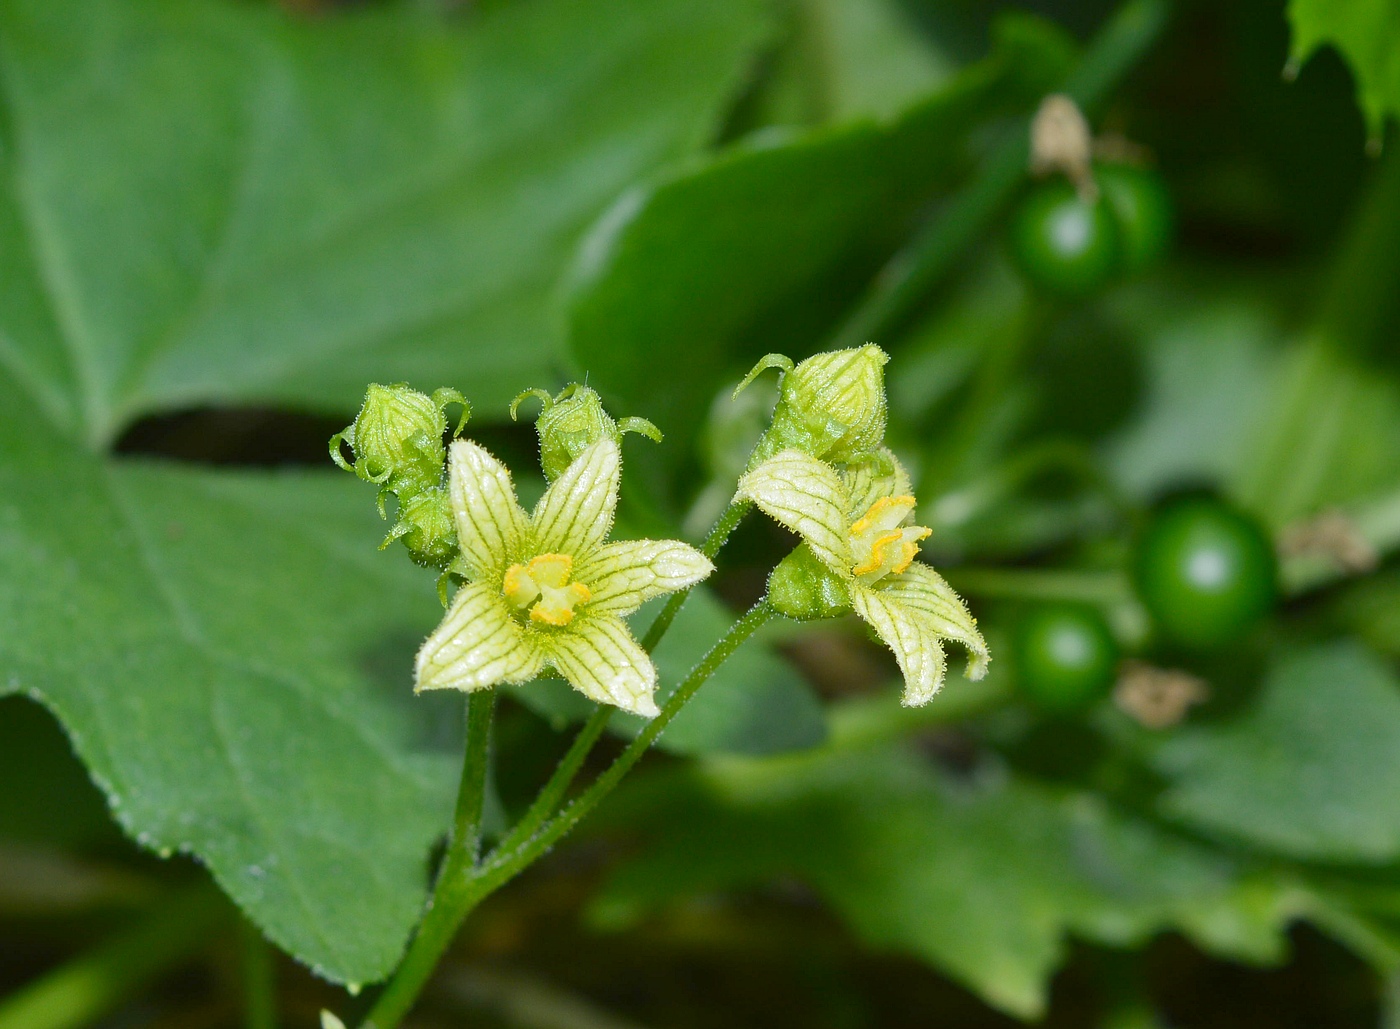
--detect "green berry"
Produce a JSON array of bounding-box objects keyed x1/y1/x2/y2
[
  {"x1": 1133, "y1": 497, "x2": 1277, "y2": 648},
  {"x1": 1014, "y1": 603, "x2": 1119, "y2": 713},
  {"x1": 1009, "y1": 179, "x2": 1120, "y2": 297}
]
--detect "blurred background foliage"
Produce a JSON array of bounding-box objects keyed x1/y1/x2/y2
[{"x1": 4, "y1": 0, "x2": 1400, "y2": 1026}]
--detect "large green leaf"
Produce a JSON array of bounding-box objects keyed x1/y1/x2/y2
[
  {"x1": 1288, "y1": 0, "x2": 1400, "y2": 139},
  {"x1": 0, "y1": 0, "x2": 768, "y2": 443},
  {"x1": 590, "y1": 742, "x2": 1294, "y2": 1019},
  {"x1": 564, "y1": 47, "x2": 1034, "y2": 490},
  {"x1": 0, "y1": 0, "x2": 770, "y2": 983},
  {"x1": 1156, "y1": 642, "x2": 1400, "y2": 864}
]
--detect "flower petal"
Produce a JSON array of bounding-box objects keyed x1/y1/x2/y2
[
  {"x1": 851, "y1": 583, "x2": 948, "y2": 706},
  {"x1": 735, "y1": 449, "x2": 852, "y2": 573},
  {"x1": 544, "y1": 612, "x2": 659, "y2": 717},
  {"x1": 576, "y1": 539, "x2": 714, "y2": 616},
  {"x1": 841, "y1": 447, "x2": 913, "y2": 520},
  {"x1": 447, "y1": 440, "x2": 528, "y2": 580},
  {"x1": 415, "y1": 583, "x2": 543, "y2": 692},
  {"x1": 880, "y1": 562, "x2": 990, "y2": 681},
  {"x1": 531, "y1": 438, "x2": 620, "y2": 557}
]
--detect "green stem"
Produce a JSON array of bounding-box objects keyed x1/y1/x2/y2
[
  {"x1": 641, "y1": 499, "x2": 751, "y2": 651},
  {"x1": 474, "y1": 600, "x2": 776, "y2": 896},
  {"x1": 826, "y1": 0, "x2": 1170, "y2": 350},
  {"x1": 490, "y1": 499, "x2": 753, "y2": 862},
  {"x1": 239, "y1": 920, "x2": 277, "y2": 1029},
  {"x1": 0, "y1": 885, "x2": 225, "y2": 1029},
  {"x1": 360, "y1": 600, "x2": 775, "y2": 1029},
  {"x1": 363, "y1": 690, "x2": 494, "y2": 1028},
  {"x1": 942, "y1": 567, "x2": 1133, "y2": 605}
]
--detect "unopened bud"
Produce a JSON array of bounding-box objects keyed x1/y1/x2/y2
[
  {"x1": 331, "y1": 384, "x2": 468, "y2": 496},
  {"x1": 512, "y1": 384, "x2": 660, "y2": 482},
  {"x1": 383, "y1": 486, "x2": 458, "y2": 570},
  {"x1": 743, "y1": 345, "x2": 889, "y2": 467}
]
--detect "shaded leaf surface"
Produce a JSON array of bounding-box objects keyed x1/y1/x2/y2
[
  {"x1": 0, "y1": 0, "x2": 768, "y2": 441},
  {"x1": 1288, "y1": 0, "x2": 1400, "y2": 138},
  {"x1": 565, "y1": 54, "x2": 1025, "y2": 489},
  {"x1": 591, "y1": 741, "x2": 1292, "y2": 1018},
  {"x1": 1157, "y1": 642, "x2": 1400, "y2": 864}
]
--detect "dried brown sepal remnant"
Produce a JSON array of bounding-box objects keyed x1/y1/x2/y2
[
  {"x1": 1030, "y1": 94, "x2": 1096, "y2": 200},
  {"x1": 1113, "y1": 661, "x2": 1208, "y2": 729},
  {"x1": 1278, "y1": 508, "x2": 1379, "y2": 574}
]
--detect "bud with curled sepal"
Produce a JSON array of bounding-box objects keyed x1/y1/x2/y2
[
  {"x1": 330, "y1": 383, "x2": 470, "y2": 498},
  {"x1": 511, "y1": 383, "x2": 661, "y2": 482},
  {"x1": 740, "y1": 345, "x2": 889, "y2": 468},
  {"x1": 381, "y1": 485, "x2": 458, "y2": 571}
]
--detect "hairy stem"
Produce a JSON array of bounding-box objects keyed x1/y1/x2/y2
[
  {"x1": 473, "y1": 600, "x2": 776, "y2": 896},
  {"x1": 240, "y1": 920, "x2": 277, "y2": 1029},
  {"x1": 491, "y1": 498, "x2": 752, "y2": 862},
  {"x1": 362, "y1": 690, "x2": 494, "y2": 1028},
  {"x1": 360, "y1": 600, "x2": 774, "y2": 1029}
]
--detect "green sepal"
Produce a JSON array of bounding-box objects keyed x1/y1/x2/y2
[
  {"x1": 768, "y1": 543, "x2": 852, "y2": 621},
  {"x1": 514, "y1": 383, "x2": 660, "y2": 481}
]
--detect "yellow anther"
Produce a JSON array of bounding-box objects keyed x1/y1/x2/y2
[
  {"x1": 848, "y1": 497, "x2": 930, "y2": 584},
  {"x1": 503, "y1": 553, "x2": 591, "y2": 626}
]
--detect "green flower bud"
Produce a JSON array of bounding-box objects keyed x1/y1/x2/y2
[
  {"x1": 330, "y1": 383, "x2": 469, "y2": 496},
  {"x1": 512, "y1": 384, "x2": 661, "y2": 482},
  {"x1": 741, "y1": 345, "x2": 889, "y2": 467},
  {"x1": 382, "y1": 486, "x2": 458, "y2": 570},
  {"x1": 768, "y1": 543, "x2": 852, "y2": 621}
]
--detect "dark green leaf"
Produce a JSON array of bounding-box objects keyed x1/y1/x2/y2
[
  {"x1": 591, "y1": 742, "x2": 1291, "y2": 1018},
  {"x1": 1156, "y1": 642, "x2": 1400, "y2": 864},
  {"x1": 1288, "y1": 0, "x2": 1400, "y2": 140},
  {"x1": 565, "y1": 53, "x2": 1022, "y2": 489}
]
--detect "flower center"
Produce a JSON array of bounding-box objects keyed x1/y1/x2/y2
[
  {"x1": 503, "y1": 553, "x2": 592, "y2": 626},
  {"x1": 848, "y1": 496, "x2": 931, "y2": 585}
]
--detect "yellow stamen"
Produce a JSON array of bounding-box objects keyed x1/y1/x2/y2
[
  {"x1": 503, "y1": 553, "x2": 592, "y2": 626},
  {"x1": 848, "y1": 496, "x2": 931, "y2": 585}
]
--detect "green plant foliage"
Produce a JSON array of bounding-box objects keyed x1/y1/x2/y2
[
  {"x1": 0, "y1": 0, "x2": 771, "y2": 984},
  {"x1": 590, "y1": 740, "x2": 1295, "y2": 1019},
  {"x1": 507, "y1": 588, "x2": 827, "y2": 756},
  {"x1": 1288, "y1": 0, "x2": 1400, "y2": 140},
  {"x1": 566, "y1": 29, "x2": 1065, "y2": 489},
  {"x1": 0, "y1": 0, "x2": 769, "y2": 444},
  {"x1": 1156, "y1": 643, "x2": 1400, "y2": 863}
]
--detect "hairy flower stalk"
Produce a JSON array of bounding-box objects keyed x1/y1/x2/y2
[
  {"x1": 738, "y1": 448, "x2": 989, "y2": 704},
  {"x1": 415, "y1": 436, "x2": 713, "y2": 716}
]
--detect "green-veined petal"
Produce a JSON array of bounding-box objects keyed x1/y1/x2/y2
[
  {"x1": 415, "y1": 583, "x2": 543, "y2": 692},
  {"x1": 735, "y1": 449, "x2": 852, "y2": 573},
  {"x1": 850, "y1": 583, "x2": 948, "y2": 706},
  {"x1": 447, "y1": 440, "x2": 528, "y2": 580},
  {"x1": 531, "y1": 438, "x2": 620, "y2": 557},
  {"x1": 841, "y1": 447, "x2": 913, "y2": 520},
  {"x1": 576, "y1": 539, "x2": 714, "y2": 616},
  {"x1": 882, "y1": 563, "x2": 990, "y2": 680},
  {"x1": 545, "y1": 612, "x2": 659, "y2": 717}
]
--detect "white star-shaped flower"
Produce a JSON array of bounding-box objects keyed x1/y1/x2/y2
[{"x1": 415, "y1": 438, "x2": 713, "y2": 716}]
